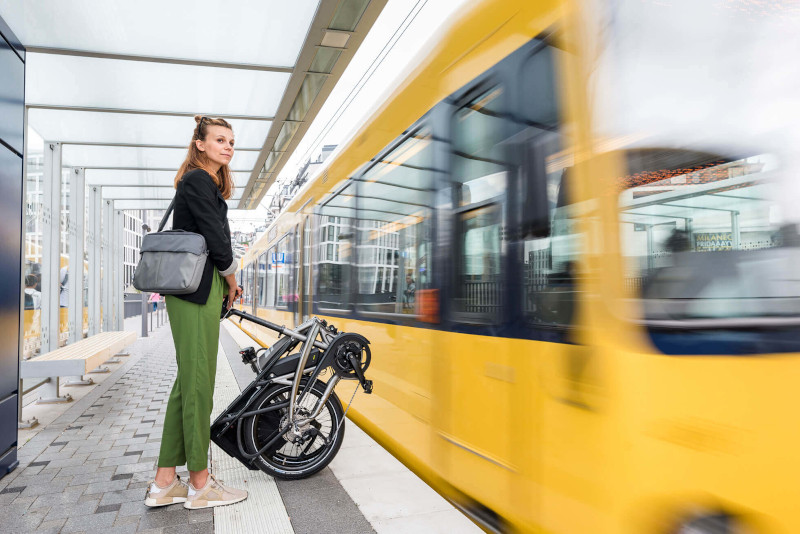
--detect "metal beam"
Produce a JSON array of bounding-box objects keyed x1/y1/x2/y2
[
  {"x1": 115, "y1": 208, "x2": 124, "y2": 331},
  {"x1": 68, "y1": 167, "x2": 85, "y2": 343},
  {"x1": 87, "y1": 186, "x2": 102, "y2": 335},
  {"x1": 60, "y1": 141, "x2": 262, "y2": 151},
  {"x1": 27, "y1": 104, "x2": 274, "y2": 122},
  {"x1": 102, "y1": 199, "x2": 113, "y2": 332},
  {"x1": 40, "y1": 142, "x2": 69, "y2": 402},
  {"x1": 41, "y1": 142, "x2": 61, "y2": 354},
  {"x1": 82, "y1": 167, "x2": 254, "y2": 172},
  {"x1": 26, "y1": 46, "x2": 293, "y2": 73}
]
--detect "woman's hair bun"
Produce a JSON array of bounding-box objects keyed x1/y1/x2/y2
[{"x1": 194, "y1": 115, "x2": 204, "y2": 124}]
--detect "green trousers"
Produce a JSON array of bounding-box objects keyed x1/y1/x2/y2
[{"x1": 158, "y1": 270, "x2": 224, "y2": 472}]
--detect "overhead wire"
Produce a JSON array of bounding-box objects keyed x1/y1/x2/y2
[{"x1": 262, "y1": 0, "x2": 430, "y2": 210}]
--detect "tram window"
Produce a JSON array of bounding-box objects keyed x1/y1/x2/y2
[
  {"x1": 243, "y1": 263, "x2": 254, "y2": 306},
  {"x1": 457, "y1": 204, "x2": 504, "y2": 318},
  {"x1": 265, "y1": 246, "x2": 276, "y2": 307},
  {"x1": 452, "y1": 88, "x2": 508, "y2": 321},
  {"x1": 354, "y1": 128, "x2": 434, "y2": 316},
  {"x1": 518, "y1": 44, "x2": 578, "y2": 328},
  {"x1": 619, "y1": 150, "x2": 790, "y2": 325},
  {"x1": 452, "y1": 87, "x2": 507, "y2": 207},
  {"x1": 522, "y1": 45, "x2": 558, "y2": 129},
  {"x1": 257, "y1": 252, "x2": 268, "y2": 308},
  {"x1": 316, "y1": 185, "x2": 356, "y2": 310},
  {"x1": 276, "y1": 236, "x2": 292, "y2": 308}
]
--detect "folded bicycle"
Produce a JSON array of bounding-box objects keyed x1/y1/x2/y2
[{"x1": 212, "y1": 305, "x2": 373, "y2": 479}]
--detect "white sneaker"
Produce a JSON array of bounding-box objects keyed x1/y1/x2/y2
[
  {"x1": 185, "y1": 473, "x2": 248, "y2": 509},
  {"x1": 144, "y1": 475, "x2": 189, "y2": 507}
]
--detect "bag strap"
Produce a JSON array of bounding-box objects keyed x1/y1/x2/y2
[{"x1": 157, "y1": 197, "x2": 176, "y2": 232}]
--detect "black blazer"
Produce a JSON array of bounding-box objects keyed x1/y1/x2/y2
[{"x1": 171, "y1": 168, "x2": 236, "y2": 305}]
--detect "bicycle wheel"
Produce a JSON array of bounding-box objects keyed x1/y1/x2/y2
[{"x1": 244, "y1": 379, "x2": 345, "y2": 480}]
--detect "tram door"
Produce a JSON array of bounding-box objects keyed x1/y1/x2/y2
[{"x1": 299, "y1": 217, "x2": 312, "y2": 322}]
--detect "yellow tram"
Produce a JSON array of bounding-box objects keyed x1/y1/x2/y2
[{"x1": 232, "y1": 1, "x2": 799, "y2": 531}]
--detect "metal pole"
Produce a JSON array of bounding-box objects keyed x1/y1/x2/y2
[
  {"x1": 731, "y1": 211, "x2": 740, "y2": 250},
  {"x1": 68, "y1": 167, "x2": 85, "y2": 343},
  {"x1": 115, "y1": 209, "x2": 124, "y2": 331},
  {"x1": 102, "y1": 200, "x2": 113, "y2": 332},
  {"x1": 87, "y1": 186, "x2": 102, "y2": 335},
  {"x1": 140, "y1": 223, "x2": 150, "y2": 337},
  {"x1": 38, "y1": 142, "x2": 70, "y2": 403}
]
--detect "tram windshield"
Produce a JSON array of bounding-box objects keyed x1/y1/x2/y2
[{"x1": 619, "y1": 149, "x2": 800, "y2": 328}]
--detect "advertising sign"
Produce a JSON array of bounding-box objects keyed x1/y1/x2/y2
[{"x1": 694, "y1": 232, "x2": 733, "y2": 251}]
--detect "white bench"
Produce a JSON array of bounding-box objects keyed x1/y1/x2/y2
[{"x1": 21, "y1": 331, "x2": 137, "y2": 403}]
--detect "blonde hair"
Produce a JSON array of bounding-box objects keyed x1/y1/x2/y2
[{"x1": 174, "y1": 115, "x2": 235, "y2": 200}]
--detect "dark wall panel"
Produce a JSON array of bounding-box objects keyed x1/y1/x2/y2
[
  {"x1": 0, "y1": 36, "x2": 24, "y2": 155},
  {"x1": 0, "y1": 147, "x2": 21, "y2": 398},
  {"x1": 0, "y1": 14, "x2": 22, "y2": 479}
]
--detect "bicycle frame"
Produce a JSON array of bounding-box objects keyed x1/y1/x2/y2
[{"x1": 211, "y1": 309, "x2": 372, "y2": 470}]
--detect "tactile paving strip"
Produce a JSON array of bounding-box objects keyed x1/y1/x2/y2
[{"x1": 211, "y1": 343, "x2": 294, "y2": 534}]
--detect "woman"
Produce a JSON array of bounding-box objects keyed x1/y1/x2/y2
[{"x1": 145, "y1": 116, "x2": 247, "y2": 509}]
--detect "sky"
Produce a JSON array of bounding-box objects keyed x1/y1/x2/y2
[{"x1": 228, "y1": 0, "x2": 472, "y2": 232}]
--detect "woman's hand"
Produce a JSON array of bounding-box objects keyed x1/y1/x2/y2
[{"x1": 224, "y1": 274, "x2": 242, "y2": 310}]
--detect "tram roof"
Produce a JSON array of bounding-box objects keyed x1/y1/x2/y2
[{"x1": 1, "y1": 0, "x2": 386, "y2": 210}]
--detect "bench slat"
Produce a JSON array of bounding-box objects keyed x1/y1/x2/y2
[{"x1": 21, "y1": 331, "x2": 137, "y2": 378}]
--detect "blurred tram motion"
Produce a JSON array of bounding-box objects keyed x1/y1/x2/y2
[{"x1": 231, "y1": 0, "x2": 800, "y2": 532}]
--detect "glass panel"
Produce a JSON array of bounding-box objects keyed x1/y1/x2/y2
[
  {"x1": 455, "y1": 204, "x2": 503, "y2": 317},
  {"x1": 257, "y1": 252, "x2": 268, "y2": 307},
  {"x1": 60, "y1": 167, "x2": 70, "y2": 344},
  {"x1": 452, "y1": 87, "x2": 507, "y2": 207},
  {"x1": 274, "y1": 121, "x2": 301, "y2": 153},
  {"x1": 521, "y1": 134, "x2": 578, "y2": 326},
  {"x1": 355, "y1": 129, "x2": 434, "y2": 315},
  {"x1": 303, "y1": 217, "x2": 312, "y2": 319},
  {"x1": 263, "y1": 151, "x2": 283, "y2": 173},
  {"x1": 287, "y1": 73, "x2": 328, "y2": 121},
  {"x1": 243, "y1": 264, "x2": 254, "y2": 307},
  {"x1": 62, "y1": 145, "x2": 258, "y2": 171},
  {"x1": 28, "y1": 109, "x2": 270, "y2": 150},
  {"x1": 2, "y1": 0, "x2": 318, "y2": 67},
  {"x1": 27, "y1": 53, "x2": 290, "y2": 117},
  {"x1": 619, "y1": 151, "x2": 792, "y2": 322},
  {"x1": 316, "y1": 185, "x2": 355, "y2": 309},
  {"x1": 266, "y1": 247, "x2": 276, "y2": 307},
  {"x1": 24, "y1": 127, "x2": 44, "y2": 360},
  {"x1": 518, "y1": 46, "x2": 576, "y2": 328},
  {"x1": 275, "y1": 237, "x2": 292, "y2": 308},
  {"x1": 329, "y1": 0, "x2": 370, "y2": 31},
  {"x1": 309, "y1": 48, "x2": 342, "y2": 74}
]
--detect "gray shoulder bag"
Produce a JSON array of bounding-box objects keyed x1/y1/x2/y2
[{"x1": 132, "y1": 198, "x2": 209, "y2": 294}]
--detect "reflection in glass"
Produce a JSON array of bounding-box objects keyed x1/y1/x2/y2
[
  {"x1": 24, "y1": 130, "x2": 45, "y2": 359},
  {"x1": 619, "y1": 150, "x2": 797, "y2": 322},
  {"x1": 452, "y1": 87, "x2": 507, "y2": 207},
  {"x1": 316, "y1": 185, "x2": 356, "y2": 310},
  {"x1": 355, "y1": 129, "x2": 434, "y2": 315}
]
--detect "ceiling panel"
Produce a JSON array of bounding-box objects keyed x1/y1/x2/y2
[
  {"x1": 0, "y1": 0, "x2": 319, "y2": 67},
  {"x1": 27, "y1": 53, "x2": 290, "y2": 117},
  {"x1": 29, "y1": 109, "x2": 270, "y2": 149},
  {"x1": 62, "y1": 145, "x2": 257, "y2": 171}
]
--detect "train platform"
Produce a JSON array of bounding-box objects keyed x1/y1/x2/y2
[{"x1": 4, "y1": 316, "x2": 480, "y2": 534}]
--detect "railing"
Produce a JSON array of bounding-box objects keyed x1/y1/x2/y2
[{"x1": 459, "y1": 280, "x2": 503, "y2": 315}]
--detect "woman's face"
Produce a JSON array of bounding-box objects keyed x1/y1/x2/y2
[{"x1": 196, "y1": 125, "x2": 234, "y2": 169}]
